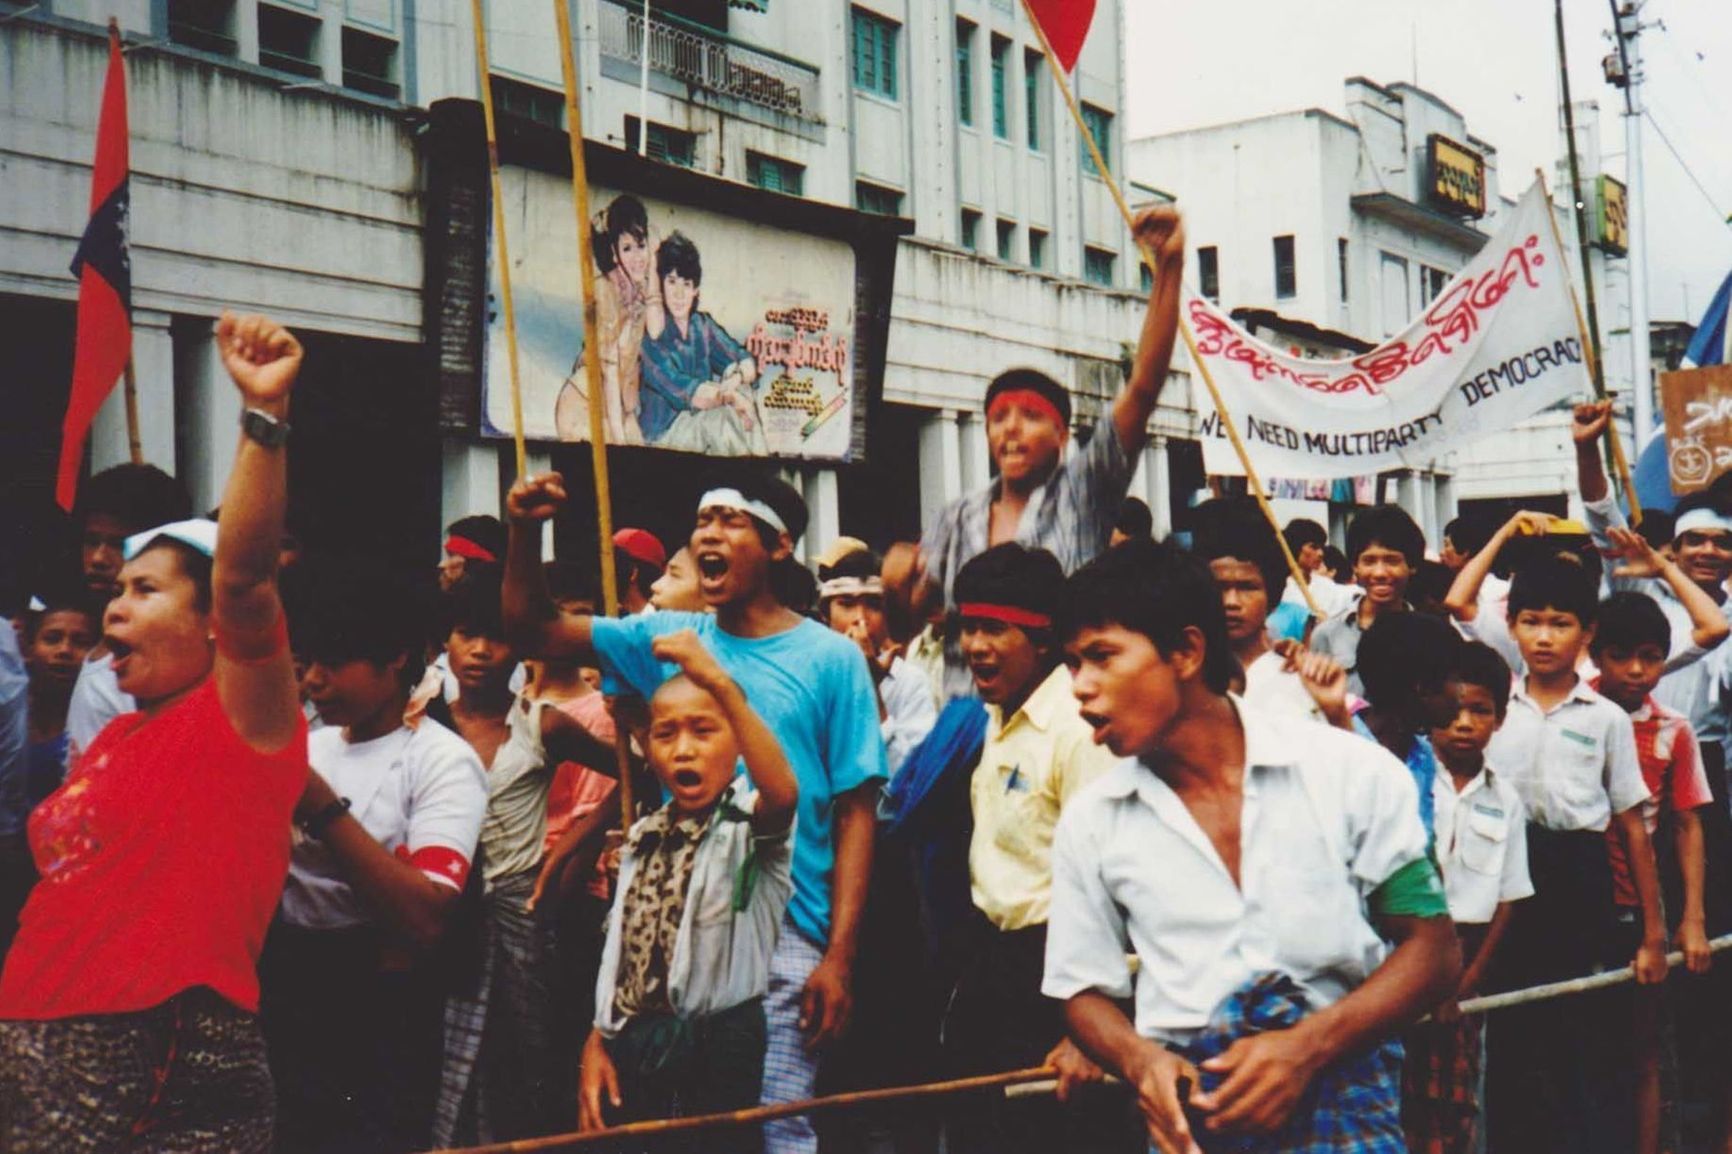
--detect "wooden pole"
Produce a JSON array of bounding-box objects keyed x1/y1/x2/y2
[
  {"x1": 553, "y1": 0, "x2": 633, "y2": 825},
  {"x1": 468, "y1": 0, "x2": 529, "y2": 479},
  {"x1": 121, "y1": 354, "x2": 143, "y2": 465},
  {"x1": 1019, "y1": 1, "x2": 1319, "y2": 616},
  {"x1": 1538, "y1": 167, "x2": 1642, "y2": 527}
]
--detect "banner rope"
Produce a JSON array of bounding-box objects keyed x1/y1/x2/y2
[{"x1": 422, "y1": 933, "x2": 1732, "y2": 1152}]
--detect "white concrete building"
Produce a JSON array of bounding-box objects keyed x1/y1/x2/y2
[
  {"x1": 1130, "y1": 77, "x2": 1637, "y2": 543},
  {"x1": 3, "y1": 0, "x2": 1176, "y2": 600}
]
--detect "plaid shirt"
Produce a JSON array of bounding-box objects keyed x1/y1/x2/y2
[{"x1": 920, "y1": 420, "x2": 1135, "y2": 609}]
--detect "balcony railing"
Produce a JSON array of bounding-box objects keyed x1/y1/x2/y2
[{"x1": 598, "y1": 0, "x2": 821, "y2": 124}]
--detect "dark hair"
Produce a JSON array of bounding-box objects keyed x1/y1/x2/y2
[
  {"x1": 1345, "y1": 505, "x2": 1425, "y2": 569},
  {"x1": 1506, "y1": 554, "x2": 1599, "y2": 627},
  {"x1": 1114, "y1": 497, "x2": 1153, "y2": 540},
  {"x1": 593, "y1": 194, "x2": 649, "y2": 276},
  {"x1": 1192, "y1": 498, "x2": 1287, "y2": 603},
  {"x1": 132, "y1": 537, "x2": 213, "y2": 613},
  {"x1": 725, "y1": 470, "x2": 810, "y2": 548},
  {"x1": 1590, "y1": 591, "x2": 1672, "y2": 658},
  {"x1": 440, "y1": 563, "x2": 506, "y2": 640},
  {"x1": 983, "y1": 367, "x2": 1072, "y2": 427},
  {"x1": 287, "y1": 557, "x2": 430, "y2": 690},
  {"x1": 777, "y1": 562, "x2": 819, "y2": 619},
  {"x1": 1409, "y1": 560, "x2": 1456, "y2": 615},
  {"x1": 1450, "y1": 640, "x2": 1512, "y2": 718},
  {"x1": 1058, "y1": 537, "x2": 1237, "y2": 694},
  {"x1": 1282, "y1": 518, "x2": 1328, "y2": 555},
  {"x1": 544, "y1": 560, "x2": 597, "y2": 607},
  {"x1": 1322, "y1": 545, "x2": 1348, "y2": 575},
  {"x1": 21, "y1": 595, "x2": 101, "y2": 645},
  {"x1": 1443, "y1": 512, "x2": 1496, "y2": 559},
  {"x1": 74, "y1": 464, "x2": 192, "y2": 534},
  {"x1": 445, "y1": 514, "x2": 506, "y2": 561},
  {"x1": 656, "y1": 230, "x2": 702, "y2": 287},
  {"x1": 1357, "y1": 612, "x2": 1461, "y2": 714},
  {"x1": 614, "y1": 551, "x2": 659, "y2": 601},
  {"x1": 1636, "y1": 509, "x2": 1676, "y2": 552},
  {"x1": 955, "y1": 543, "x2": 1067, "y2": 628}
]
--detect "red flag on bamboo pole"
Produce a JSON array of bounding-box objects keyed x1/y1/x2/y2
[
  {"x1": 57, "y1": 19, "x2": 133, "y2": 511},
  {"x1": 1024, "y1": 0, "x2": 1096, "y2": 72}
]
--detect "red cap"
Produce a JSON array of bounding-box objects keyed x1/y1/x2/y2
[{"x1": 613, "y1": 527, "x2": 667, "y2": 570}]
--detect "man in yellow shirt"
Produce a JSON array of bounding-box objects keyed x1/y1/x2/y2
[{"x1": 942, "y1": 543, "x2": 1122, "y2": 1154}]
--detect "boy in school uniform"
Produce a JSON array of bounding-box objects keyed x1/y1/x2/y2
[
  {"x1": 1043, "y1": 539, "x2": 1460, "y2": 1154},
  {"x1": 1590, "y1": 590, "x2": 1719, "y2": 1154},
  {"x1": 1400, "y1": 642, "x2": 1533, "y2": 1154},
  {"x1": 577, "y1": 629, "x2": 798, "y2": 1153},
  {"x1": 1308, "y1": 505, "x2": 1425, "y2": 695},
  {"x1": 1469, "y1": 554, "x2": 1663, "y2": 1154}
]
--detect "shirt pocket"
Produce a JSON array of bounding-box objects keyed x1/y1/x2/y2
[
  {"x1": 1459, "y1": 810, "x2": 1508, "y2": 876},
  {"x1": 989, "y1": 779, "x2": 1058, "y2": 861}
]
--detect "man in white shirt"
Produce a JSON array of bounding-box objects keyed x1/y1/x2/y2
[{"x1": 1043, "y1": 538, "x2": 1458, "y2": 1154}]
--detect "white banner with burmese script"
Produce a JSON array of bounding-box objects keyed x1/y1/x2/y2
[{"x1": 1193, "y1": 181, "x2": 1587, "y2": 480}]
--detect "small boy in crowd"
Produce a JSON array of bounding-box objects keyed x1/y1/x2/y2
[
  {"x1": 578, "y1": 630, "x2": 798, "y2": 1153},
  {"x1": 1354, "y1": 613, "x2": 1464, "y2": 843},
  {"x1": 1591, "y1": 591, "x2": 1718, "y2": 1154},
  {"x1": 1309, "y1": 505, "x2": 1424, "y2": 694},
  {"x1": 1471, "y1": 553, "x2": 1663, "y2": 1154},
  {"x1": 1401, "y1": 642, "x2": 1533, "y2": 1154},
  {"x1": 1044, "y1": 539, "x2": 1458, "y2": 1153}
]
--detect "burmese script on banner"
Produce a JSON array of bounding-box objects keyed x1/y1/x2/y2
[{"x1": 1193, "y1": 181, "x2": 1587, "y2": 480}]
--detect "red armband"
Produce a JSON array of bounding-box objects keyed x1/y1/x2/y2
[{"x1": 402, "y1": 845, "x2": 472, "y2": 892}]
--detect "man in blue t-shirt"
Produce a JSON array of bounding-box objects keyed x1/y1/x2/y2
[{"x1": 502, "y1": 470, "x2": 886, "y2": 1154}]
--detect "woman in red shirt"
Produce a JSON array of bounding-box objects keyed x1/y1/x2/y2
[{"x1": 0, "y1": 313, "x2": 310, "y2": 1153}]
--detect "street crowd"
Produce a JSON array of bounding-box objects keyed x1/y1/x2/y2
[{"x1": 1, "y1": 205, "x2": 1730, "y2": 1154}]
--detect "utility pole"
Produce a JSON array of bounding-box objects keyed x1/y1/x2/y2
[{"x1": 1609, "y1": 1, "x2": 1653, "y2": 440}]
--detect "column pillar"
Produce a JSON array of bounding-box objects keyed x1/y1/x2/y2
[
  {"x1": 175, "y1": 317, "x2": 241, "y2": 515},
  {"x1": 525, "y1": 447, "x2": 555, "y2": 557},
  {"x1": 803, "y1": 468, "x2": 840, "y2": 563},
  {"x1": 917, "y1": 409, "x2": 963, "y2": 534},
  {"x1": 441, "y1": 439, "x2": 506, "y2": 529},
  {"x1": 1146, "y1": 438, "x2": 1171, "y2": 539},
  {"x1": 958, "y1": 412, "x2": 990, "y2": 494},
  {"x1": 91, "y1": 309, "x2": 176, "y2": 481}
]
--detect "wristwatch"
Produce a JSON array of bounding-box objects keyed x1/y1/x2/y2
[
  {"x1": 302, "y1": 796, "x2": 352, "y2": 841},
  {"x1": 241, "y1": 407, "x2": 291, "y2": 448}
]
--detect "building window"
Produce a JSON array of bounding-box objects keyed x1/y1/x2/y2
[
  {"x1": 341, "y1": 26, "x2": 399, "y2": 99},
  {"x1": 258, "y1": 2, "x2": 322, "y2": 79},
  {"x1": 1273, "y1": 235, "x2": 1296, "y2": 298},
  {"x1": 851, "y1": 8, "x2": 899, "y2": 101},
  {"x1": 1140, "y1": 261, "x2": 1154, "y2": 294},
  {"x1": 747, "y1": 152, "x2": 805, "y2": 196},
  {"x1": 1338, "y1": 238, "x2": 1349, "y2": 303},
  {"x1": 1084, "y1": 246, "x2": 1116, "y2": 287},
  {"x1": 1024, "y1": 50, "x2": 1043, "y2": 150},
  {"x1": 990, "y1": 35, "x2": 1010, "y2": 140},
  {"x1": 495, "y1": 78, "x2": 565, "y2": 129},
  {"x1": 1422, "y1": 264, "x2": 1449, "y2": 305},
  {"x1": 1080, "y1": 103, "x2": 1112, "y2": 176},
  {"x1": 856, "y1": 181, "x2": 904, "y2": 216},
  {"x1": 955, "y1": 20, "x2": 975, "y2": 127},
  {"x1": 167, "y1": 0, "x2": 237, "y2": 56},
  {"x1": 1028, "y1": 228, "x2": 1048, "y2": 270},
  {"x1": 996, "y1": 219, "x2": 1016, "y2": 262},
  {"x1": 624, "y1": 117, "x2": 696, "y2": 166},
  {"x1": 1198, "y1": 245, "x2": 1220, "y2": 301},
  {"x1": 960, "y1": 209, "x2": 982, "y2": 252}
]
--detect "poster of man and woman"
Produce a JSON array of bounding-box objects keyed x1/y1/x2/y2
[{"x1": 481, "y1": 166, "x2": 859, "y2": 461}]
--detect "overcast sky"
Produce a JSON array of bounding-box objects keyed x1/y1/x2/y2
[{"x1": 1123, "y1": 0, "x2": 1732, "y2": 326}]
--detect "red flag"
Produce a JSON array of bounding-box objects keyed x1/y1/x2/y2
[
  {"x1": 1025, "y1": 0, "x2": 1096, "y2": 73},
  {"x1": 57, "y1": 20, "x2": 133, "y2": 511}
]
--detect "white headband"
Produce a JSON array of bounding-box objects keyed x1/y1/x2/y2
[
  {"x1": 1674, "y1": 508, "x2": 1732, "y2": 539},
  {"x1": 124, "y1": 518, "x2": 219, "y2": 562},
  {"x1": 819, "y1": 575, "x2": 884, "y2": 600},
  {"x1": 697, "y1": 488, "x2": 788, "y2": 536}
]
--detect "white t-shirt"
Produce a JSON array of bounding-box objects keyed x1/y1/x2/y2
[
  {"x1": 281, "y1": 718, "x2": 488, "y2": 930},
  {"x1": 66, "y1": 651, "x2": 135, "y2": 763},
  {"x1": 1241, "y1": 649, "x2": 1327, "y2": 725}
]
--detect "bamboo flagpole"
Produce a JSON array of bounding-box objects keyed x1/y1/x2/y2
[
  {"x1": 1536, "y1": 168, "x2": 1642, "y2": 525},
  {"x1": 122, "y1": 355, "x2": 143, "y2": 464},
  {"x1": 467, "y1": 0, "x2": 529, "y2": 479},
  {"x1": 1018, "y1": 0, "x2": 1319, "y2": 616},
  {"x1": 553, "y1": 0, "x2": 634, "y2": 825}
]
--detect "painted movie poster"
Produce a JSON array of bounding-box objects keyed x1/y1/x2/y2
[{"x1": 481, "y1": 167, "x2": 858, "y2": 461}]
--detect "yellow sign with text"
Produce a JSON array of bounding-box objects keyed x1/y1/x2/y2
[
  {"x1": 1428, "y1": 135, "x2": 1487, "y2": 218},
  {"x1": 1597, "y1": 175, "x2": 1629, "y2": 254}
]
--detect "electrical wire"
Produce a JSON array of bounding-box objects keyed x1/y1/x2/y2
[{"x1": 1643, "y1": 107, "x2": 1732, "y2": 226}]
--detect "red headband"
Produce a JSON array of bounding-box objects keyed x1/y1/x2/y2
[
  {"x1": 959, "y1": 602, "x2": 1053, "y2": 629},
  {"x1": 986, "y1": 388, "x2": 1065, "y2": 428},
  {"x1": 444, "y1": 535, "x2": 497, "y2": 563}
]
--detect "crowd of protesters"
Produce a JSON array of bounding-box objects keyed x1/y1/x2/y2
[{"x1": 0, "y1": 202, "x2": 1728, "y2": 1154}]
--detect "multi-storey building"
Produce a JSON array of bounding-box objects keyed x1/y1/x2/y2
[{"x1": 3, "y1": 0, "x2": 1184, "y2": 599}]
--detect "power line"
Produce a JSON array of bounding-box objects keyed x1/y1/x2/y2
[{"x1": 1642, "y1": 107, "x2": 1732, "y2": 227}]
